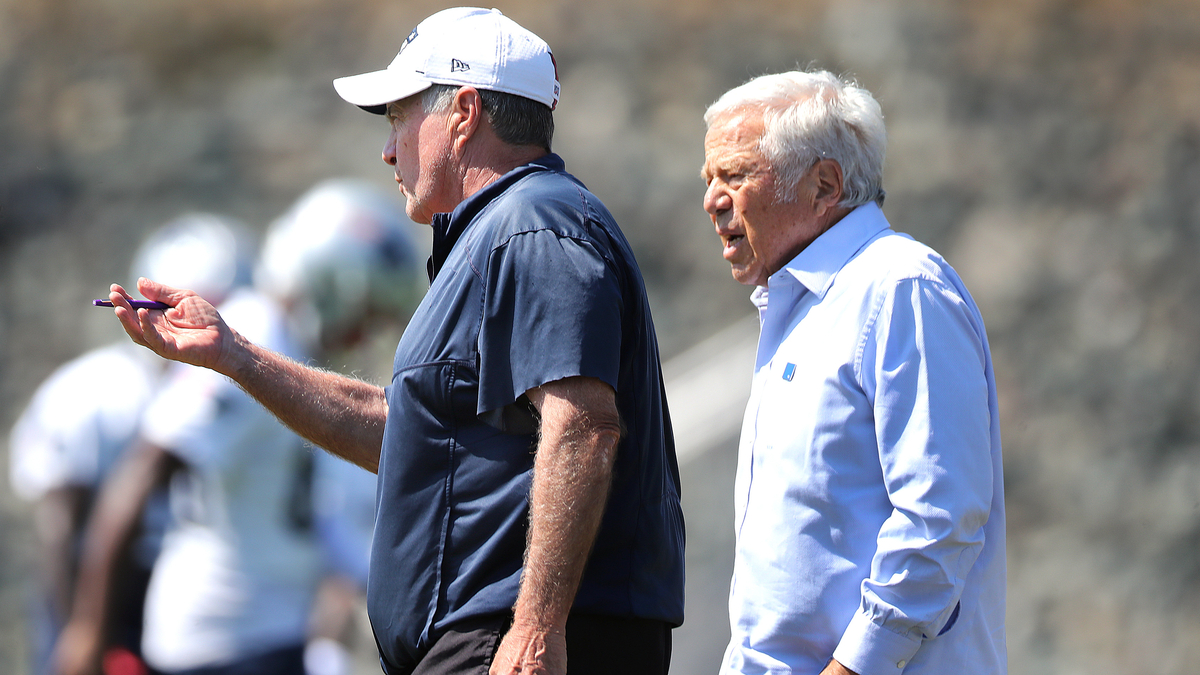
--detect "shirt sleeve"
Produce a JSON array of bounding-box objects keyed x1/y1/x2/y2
[
  {"x1": 833, "y1": 276, "x2": 995, "y2": 674},
  {"x1": 476, "y1": 227, "x2": 623, "y2": 431}
]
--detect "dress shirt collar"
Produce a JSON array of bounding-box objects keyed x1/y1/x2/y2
[{"x1": 765, "y1": 201, "x2": 891, "y2": 299}]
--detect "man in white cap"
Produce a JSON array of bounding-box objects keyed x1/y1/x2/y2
[{"x1": 104, "y1": 8, "x2": 684, "y2": 675}]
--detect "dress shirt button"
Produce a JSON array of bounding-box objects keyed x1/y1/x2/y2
[{"x1": 896, "y1": 660, "x2": 906, "y2": 668}]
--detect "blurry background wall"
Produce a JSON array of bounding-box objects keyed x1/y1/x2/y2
[{"x1": 3, "y1": 0, "x2": 1200, "y2": 673}]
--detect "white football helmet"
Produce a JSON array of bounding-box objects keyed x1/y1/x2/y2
[
  {"x1": 255, "y1": 179, "x2": 425, "y2": 349},
  {"x1": 130, "y1": 213, "x2": 255, "y2": 306}
]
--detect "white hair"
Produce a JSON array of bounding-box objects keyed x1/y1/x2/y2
[
  {"x1": 422, "y1": 84, "x2": 458, "y2": 114},
  {"x1": 704, "y1": 70, "x2": 887, "y2": 208}
]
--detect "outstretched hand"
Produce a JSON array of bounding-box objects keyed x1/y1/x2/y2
[{"x1": 109, "y1": 278, "x2": 238, "y2": 375}]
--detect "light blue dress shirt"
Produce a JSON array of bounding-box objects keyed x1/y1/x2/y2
[{"x1": 720, "y1": 203, "x2": 1007, "y2": 675}]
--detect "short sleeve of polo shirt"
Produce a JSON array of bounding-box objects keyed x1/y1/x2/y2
[{"x1": 476, "y1": 227, "x2": 623, "y2": 422}]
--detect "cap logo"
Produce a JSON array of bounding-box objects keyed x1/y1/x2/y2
[
  {"x1": 548, "y1": 51, "x2": 561, "y2": 110},
  {"x1": 450, "y1": 59, "x2": 470, "y2": 73},
  {"x1": 399, "y1": 26, "x2": 418, "y2": 54}
]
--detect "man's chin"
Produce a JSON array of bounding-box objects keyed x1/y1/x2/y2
[
  {"x1": 404, "y1": 200, "x2": 433, "y2": 226},
  {"x1": 731, "y1": 266, "x2": 765, "y2": 287}
]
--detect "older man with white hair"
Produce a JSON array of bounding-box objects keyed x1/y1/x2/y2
[{"x1": 701, "y1": 70, "x2": 1007, "y2": 675}]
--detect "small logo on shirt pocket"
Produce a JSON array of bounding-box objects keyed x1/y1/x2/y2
[{"x1": 782, "y1": 363, "x2": 796, "y2": 381}]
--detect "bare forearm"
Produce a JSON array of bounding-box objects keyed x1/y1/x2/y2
[
  {"x1": 517, "y1": 440, "x2": 615, "y2": 629},
  {"x1": 515, "y1": 382, "x2": 620, "y2": 631},
  {"x1": 485, "y1": 378, "x2": 620, "y2": 675},
  {"x1": 227, "y1": 335, "x2": 387, "y2": 472}
]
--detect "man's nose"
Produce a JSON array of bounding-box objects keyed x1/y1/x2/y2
[
  {"x1": 704, "y1": 182, "x2": 731, "y2": 218},
  {"x1": 382, "y1": 129, "x2": 398, "y2": 166}
]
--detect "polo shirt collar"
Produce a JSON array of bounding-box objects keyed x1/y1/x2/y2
[
  {"x1": 426, "y1": 153, "x2": 565, "y2": 281},
  {"x1": 768, "y1": 201, "x2": 891, "y2": 299}
]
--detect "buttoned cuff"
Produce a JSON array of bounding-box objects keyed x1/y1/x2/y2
[{"x1": 832, "y1": 610, "x2": 922, "y2": 675}]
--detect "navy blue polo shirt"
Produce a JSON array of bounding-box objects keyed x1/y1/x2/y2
[{"x1": 369, "y1": 154, "x2": 684, "y2": 672}]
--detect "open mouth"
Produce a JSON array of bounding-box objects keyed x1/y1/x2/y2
[{"x1": 722, "y1": 234, "x2": 745, "y2": 255}]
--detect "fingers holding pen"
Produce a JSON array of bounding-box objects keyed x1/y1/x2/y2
[
  {"x1": 107, "y1": 282, "x2": 180, "y2": 359},
  {"x1": 100, "y1": 274, "x2": 248, "y2": 377},
  {"x1": 108, "y1": 284, "x2": 151, "y2": 348},
  {"x1": 135, "y1": 277, "x2": 190, "y2": 309}
]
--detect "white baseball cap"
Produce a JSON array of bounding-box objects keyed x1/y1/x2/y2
[{"x1": 333, "y1": 7, "x2": 560, "y2": 114}]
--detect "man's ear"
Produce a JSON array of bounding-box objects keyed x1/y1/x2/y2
[
  {"x1": 812, "y1": 159, "x2": 845, "y2": 216},
  {"x1": 449, "y1": 86, "x2": 484, "y2": 153}
]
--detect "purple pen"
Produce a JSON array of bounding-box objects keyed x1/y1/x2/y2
[{"x1": 93, "y1": 299, "x2": 171, "y2": 310}]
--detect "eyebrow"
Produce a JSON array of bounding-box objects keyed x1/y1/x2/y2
[
  {"x1": 385, "y1": 101, "x2": 409, "y2": 121},
  {"x1": 700, "y1": 156, "x2": 751, "y2": 182}
]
